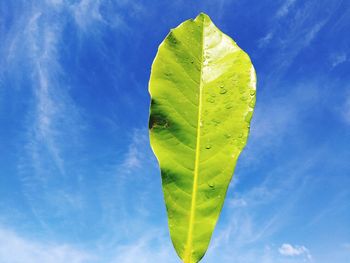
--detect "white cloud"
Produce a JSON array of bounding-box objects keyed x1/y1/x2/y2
[
  {"x1": 258, "y1": 1, "x2": 342, "y2": 84},
  {"x1": 276, "y1": 0, "x2": 297, "y2": 18},
  {"x1": 274, "y1": 19, "x2": 326, "y2": 75},
  {"x1": 119, "y1": 128, "x2": 152, "y2": 173},
  {"x1": 330, "y1": 53, "x2": 347, "y2": 68},
  {"x1": 258, "y1": 32, "x2": 274, "y2": 48},
  {"x1": 0, "y1": 2, "x2": 90, "y2": 228},
  {"x1": 0, "y1": 225, "x2": 175, "y2": 263},
  {"x1": 302, "y1": 21, "x2": 325, "y2": 47},
  {"x1": 279, "y1": 243, "x2": 312, "y2": 260},
  {"x1": 69, "y1": 0, "x2": 145, "y2": 31},
  {"x1": 228, "y1": 198, "x2": 247, "y2": 208},
  {"x1": 71, "y1": 0, "x2": 104, "y2": 30},
  {"x1": 94, "y1": 127, "x2": 159, "y2": 240},
  {"x1": 19, "y1": 9, "x2": 84, "y2": 180},
  {"x1": 258, "y1": 0, "x2": 297, "y2": 49},
  {"x1": 107, "y1": 230, "x2": 177, "y2": 263},
  {"x1": 0, "y1": 226, "x2": 93, "y2": 263}
]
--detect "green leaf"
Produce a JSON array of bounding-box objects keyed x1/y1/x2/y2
[{"x1": 148, "y1": 13, "x2": 256, "y2": 263}]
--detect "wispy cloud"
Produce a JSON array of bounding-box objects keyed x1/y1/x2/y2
[
  {"x1": 257, "y1": 0, "x2": 344, "y2": 84},
  {"x1": 0, "y1": 226, "x2": 93, "y2": 263},
  {"x1": 258, "y1": 32, "x2": 273, "y2": 48},
  {"x1": 267, "y1": 18, "x2": 326, "y2": 81},
  {"x1": 94, "y1": 127, "x2": 162, "y2": 244},
  {"x1": 119, "y1": 128, "x2": 152, "y2": 174},
  {"x1": 14, "y1": 3, "x2": 84, "y2": 178},
  {"x1": 258, "y1": 0, "x2": 298, "y2": 48},
  {"x1": 0, "y1": 1, "x2": 90, "y2": 231},
  {"x1": 71, "y1": 0, "x2": 104, "y2": 30},
  {"x1": 107, "y1": 229, "x2": 177, "y2": 263},
  {"x1": 69, "y1": 0, "x2": 146, "y2": 32},
  {"x1": 330, "y1": 52, "x2": 347, "y2": 68},
  {"x1": 276, "y1": 0, "x2": 297, "y2": 18}
]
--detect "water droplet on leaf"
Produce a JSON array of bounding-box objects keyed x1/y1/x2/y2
[
  {"x1": 212, "y1": 119, "x2": 220, "y2": 126},
  {"x1": 208, "y1": 181, "x2": 215, "y2": 188}
]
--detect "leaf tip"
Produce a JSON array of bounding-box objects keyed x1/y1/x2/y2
[{"x1": 196, "y1": 12, "x2": 210, "y2": 22}]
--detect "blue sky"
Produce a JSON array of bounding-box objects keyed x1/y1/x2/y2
[{"x1": 0, "y1": 0, "x2": 349, "y2": 262}]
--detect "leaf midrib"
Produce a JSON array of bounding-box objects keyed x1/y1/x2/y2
[{"x1": 184, "y1": 15, "x2": 206, "y2": 263}]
